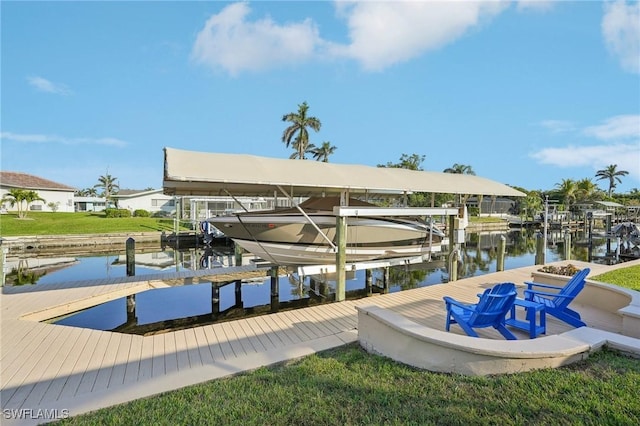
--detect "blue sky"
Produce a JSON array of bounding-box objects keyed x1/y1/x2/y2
[{"x1": 2, "y1": 0, "x2": 639, "y2": 194}]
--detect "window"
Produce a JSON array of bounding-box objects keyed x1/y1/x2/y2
[{"x1": 152, "y1": 199, "x2": 175, "y2": 207}]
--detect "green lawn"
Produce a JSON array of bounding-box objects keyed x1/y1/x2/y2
[
  {"x1": 58, "y1": 265, "x2": 640, "y2": 425},
  {"x1": 592, "y1": 265, "x2": 640, "y2": 291},
  {"x1": 59, "y1": 346, "x2": 639, "y2": 425},
  {"x1": 0, "y1": 212, "x2": 191, "y2": 236}
]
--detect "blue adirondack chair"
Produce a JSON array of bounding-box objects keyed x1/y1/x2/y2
[
  {"x1": 444, "y1": 282, "x2": 518, "y2": 340},
  {"x1": 523, "y1": 267, "x2": 590, "y2": 328}
]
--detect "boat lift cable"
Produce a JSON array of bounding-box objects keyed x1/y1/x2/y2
[
  {"x1": 221, "y1": 190, "x2": 281, "y2": 265},
  {"x1": 276, "y1": 185, "x2": 337, "y2": 251},
  {"x1": 235, "y1": 214, "x2": 281, "y2": 266}
]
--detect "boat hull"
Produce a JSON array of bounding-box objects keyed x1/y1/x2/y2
[
  {"x1": 229, "y1": 238, "x2": 442, "y2": 266},
  {"x1": 208, "y1": 212, "x2": 444, "y2": 266}
]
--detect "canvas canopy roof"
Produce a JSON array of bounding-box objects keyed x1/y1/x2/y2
[{"x1": 163, "y1": 147, "x2": 526, "y2": 198}]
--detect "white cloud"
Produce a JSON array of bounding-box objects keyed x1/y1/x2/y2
[
  {"x1": 602, "y1": 0, "x2": 640, "y2": 74},
  {"x1": 0, "y1": 132, "x2": 127, "y2": 147},
  {"x1": 539, "y1": 119, "x2": 575, "y2": 133},
  {"x1": 531, "y1": 143, "x2": 640, "y2": 182},
  {"x1": 331, "y1": 1, "x2": 508, "y2": 71},
  {"x1": 516, "y1": 0, "x2": 555, "y2": 13},
  {"x1": 192, "y1": 1, "x2": 510, "y2": 74},
  {"x1": 532, "y1": 114, "x2": 640, "y2": 183},
  {"x1": 583, "y1": 114, "x2": 640, "y2": 140},
  {"x1": 27, "y1": 76, "x2": 72, "y2": 95},
  {"x1": 191, "y1": 2, "x2": 324, "y2": 75}
]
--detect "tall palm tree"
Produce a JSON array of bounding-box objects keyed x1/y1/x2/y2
[
  {"x1": 310, "y1": 141, "x2": 337, "y2": 162},
  {"x1": 95, "y1": 173, "x2": 119, "y2": 203},
  {"x1": 281, "y1": 101, "x2": 321, "y2": 160},
  {"x1": 595, "y1": 164, "x2": 629, "y2": 197},
  {"x1": 288, "y1": 141, "x2": 316, "y2": 160},
  {"x1": 443, "y1": 163, "x2": 475, "y2": 175}
]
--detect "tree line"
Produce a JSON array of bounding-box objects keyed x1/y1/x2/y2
[
  {"x1": 277, "y1": 101, "x2": 636, "y2": 214},
  {"x1": 3, "y1": 101, "x2": 636, "y2": 217}
]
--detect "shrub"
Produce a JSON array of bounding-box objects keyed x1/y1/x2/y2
[
  {"x1": 105, "y1": 208, "x2": 132, "y2": 218},
  {"x1": 133, "y1": 209, "x2": 150, "y2": 217},
  {"x1": 538, "y1": 264, "x2": 581, "y2": 276}
]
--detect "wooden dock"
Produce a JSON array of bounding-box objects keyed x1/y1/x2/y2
[{"x1": 1, "y1": 259, "x2": 639, "y2": 424}]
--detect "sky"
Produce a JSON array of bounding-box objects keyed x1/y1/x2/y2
[{"x1": 2, "y1": 0, "x2": 639, "y2": 195}]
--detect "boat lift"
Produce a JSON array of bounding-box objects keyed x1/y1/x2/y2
[
  {"x1": 327, "y1": 205, "x2": 462, "y2": 301},
  {"x1": 162, "y1": 148, "x2": 525, "y2": 301}
]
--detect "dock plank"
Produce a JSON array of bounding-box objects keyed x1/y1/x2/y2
[
  {"x1": 151, "y1": 334, "x2": 166, "y2": 377},
  {"x1": 137, "y1": 335, "x2": 154, "y2": 381},
  {"x1": 0, "y1": 259, "x2": 634, "y2": 421},
  {"x1": 163, "y1": 333, "x2": 178, "y2": 375},
  {"x1": 108, "y1": 333, "x2": 133, "y2": 388},
  {"x1": 123, "y1": 336, "x2": 143, "y2": 384},
  {"x1": 92, "y1": 332, "x2": 123, "y2": 392},
  {"x1": 39, "y1": 327, "x2": 93, "y2": 404}
]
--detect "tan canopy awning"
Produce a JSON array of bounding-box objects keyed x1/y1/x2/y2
[{"x1": 163, "y1": 147, "x2": 525, "y2": 198}]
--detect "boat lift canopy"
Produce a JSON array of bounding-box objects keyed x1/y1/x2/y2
[{"x1": 163, "y1": 147, "x2": 526, "y2": 198}]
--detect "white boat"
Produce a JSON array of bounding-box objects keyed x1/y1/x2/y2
[{"x1": 207, "y1": 197, "x2": 445, "y2": 266}]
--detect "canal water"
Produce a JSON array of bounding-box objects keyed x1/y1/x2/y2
[{"x1": 4, "y1": 228, "x2": 631, "y2": 335}]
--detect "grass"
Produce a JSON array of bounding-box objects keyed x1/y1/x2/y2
[
  {"x1": 59, "y1": 346, "x2": 639, "y2": 425},
  {"x1": 0, "y1": 212, "x2": 191, "y2": 236},
  {"x1": 59, "y1": 265, "x2": 640, "y2": 425},
  {"x1": 0, "y1": 212, "x2": 504, "y2": 237},
  {"x1": 592, "y1": 265, "x2": 640, "y2": 291}
]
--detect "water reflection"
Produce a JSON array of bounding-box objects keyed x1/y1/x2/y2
[
  {"x1": 6, "y1": 228, "x2": 634, "y2": 335},
  {"x1": 2, "y1": 229, "x2": 623, "y2": 288}
]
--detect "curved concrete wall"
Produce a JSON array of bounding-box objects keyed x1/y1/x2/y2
[{"x1": 357, "y1": 302, "x2": 640, "y2": 376}]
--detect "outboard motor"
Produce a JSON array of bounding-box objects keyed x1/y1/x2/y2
[{"x1": 200, "y1": 221, "x2": 214, "y2": 246}]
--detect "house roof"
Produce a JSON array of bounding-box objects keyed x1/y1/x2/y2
[
  {"x1": 112, "y1": 189, "x2": 162, "y2": 199},
  {"x1": 595, "y1": 201, "x2": 625, "y2": 208},
  {"x1": 0, "y1": 171, "x2": 76, "y2": 192},
  {"x1": 163, "y1": 147, "x2": 526, "y2": 198}
]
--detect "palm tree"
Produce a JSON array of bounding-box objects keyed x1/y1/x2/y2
[
  {"x1": 443, "y1": 163, "x2": 476, "y2": 206},
  {"x1": 595, "y1": 164, "x2": 629, "y2": 197},
  {"x1": 575, "y1": 178, "x2": 602, "y2": 203},
  {"x1": 310, "y1": 141, "x2": 337, "y2": 162},
  {"x1": 555, "y1": 179, "x2": 578, "y2": 212},
  {"x1": 281, "y1": 101, "x2": 321, "y2": 160},
  {"x1": 1, "y1": 189, "x2": 45, "y2": 218},
  {"x1": 94, "y1": 173, "x2": 119, "y2": 203},
  {"x1": 378, "y1": 153, "x2": 425, "y2": 171},
  {"x1": 288, "y1": 141, "x2": 316, "y2": 160},
  {"x1": 443, "y1": 163, "x2": 475, "y2": 175},
  {"x1": 76, "y1": 187, "x2": 98, "y2": 197}
]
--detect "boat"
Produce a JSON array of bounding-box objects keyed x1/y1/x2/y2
[{"x1": 206, "y1": 197, "x2": 446, "y2": 266}]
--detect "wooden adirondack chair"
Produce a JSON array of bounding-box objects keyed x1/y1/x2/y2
[
  {"x1": 523, "y1": 267, "x2": 590, "y2": 328},
  {"x1": 444, "y1": 282, "x2": 518, "y2": 340}
]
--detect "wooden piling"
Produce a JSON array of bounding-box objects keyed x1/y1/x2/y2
[
  {"x1": 270, "y1": 266, "x2": 279, "y2": 313},
  {"x1": 497, "y1": 235, "x2": 506, "y2": 272},
  {"x1": 535, "y1": 233, "x2": 545, "y2": 265},
  {"x1": 335, "y1": 215, "x2": 347, "y2": 302},
  {"x1": 126, "y1": 237, "x2": 135, "y2": 276}
]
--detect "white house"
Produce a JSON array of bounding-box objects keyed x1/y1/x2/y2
[
  {"x1": 0, "y1": 171, "x2": 76, "y2": 213},
  {"x1": 74, "y1": 196, "x2": 109, "y2": 212},
  {"x1": 111, "y1": 189, "x2": 176, "y2": 215}
]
